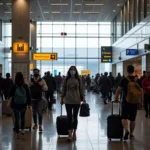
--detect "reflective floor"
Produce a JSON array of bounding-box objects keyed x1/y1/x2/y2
[{"x1": 0, "y1": 92, "x2": 150, "y2": 150}]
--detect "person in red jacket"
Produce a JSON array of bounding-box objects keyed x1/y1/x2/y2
[{"x1": 142, "y1": 71, "x2": 150, "y2": 118}]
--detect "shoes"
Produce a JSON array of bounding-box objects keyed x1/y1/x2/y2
[
  {"x1": 73, "y1": 132, "x2": 77, "y2": 140},
  {"x1": 39, "y1": 125, "x2": 43, "y2": 132},
  {"x1": 33, "y1": 125, "x2": 38, "y2": 130},
  {"x1": 20, "y1": 130, "x2": 25, "y2": 135},
  {"x1": 124, "y1": 131, "x2": 129, "y2": 140},
  {"x1": 68, "y1": 130, "x2": 72, "y2": 141},
  {"x1": 104, "y1": 101, "x2": 108, "y2": 105}
]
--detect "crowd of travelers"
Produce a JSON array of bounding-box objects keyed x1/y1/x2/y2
[{"x1": 0, "y1": 65, "x2": 150, "y2": 142}]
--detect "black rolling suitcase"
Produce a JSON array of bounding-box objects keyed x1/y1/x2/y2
[
  {"x1": 107, "y1": 101, "x2": 123, "y2": 141},
  {"x1": 56, "y1": 105, "x2": 69, "y2": 136}
]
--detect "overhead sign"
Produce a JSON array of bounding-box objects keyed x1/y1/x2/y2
[
  {"x1": 33, "y1": 53, "x2": 57, "y2": 60},
  {"x1": 13, "y1": 42, "x2": 29, "y2": 53},
  {"x1": 126, "y1": 49, "x2": 138, "y2": 55},
  {"x1": 81, "y1": 70, "x2": 91, "y2": 75},
  {"x1": 101, "y1": 46, "x2": 112, "y2": 63}
]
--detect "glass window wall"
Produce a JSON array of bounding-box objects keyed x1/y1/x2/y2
[{"x1": 4, "y1": 22, "x2": 111, "y2": 76}]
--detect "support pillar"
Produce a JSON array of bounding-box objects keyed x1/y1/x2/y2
[{"x1": 12, "y1": 0, "x2": 30, "y2": 83}]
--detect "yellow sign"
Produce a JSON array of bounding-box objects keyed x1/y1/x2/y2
[
  {"x1": 30, "y1": 64, "x2": 34, "y2": 70},
  {"x1": 13, "y1": 42, "x2": 29, "y2": 53},
  {"x1": 81, "y1": 70, "x2": 91, "y2": 75},
  {"x1": 33, "y1": 53, "x2": 57, "y2": 60}
]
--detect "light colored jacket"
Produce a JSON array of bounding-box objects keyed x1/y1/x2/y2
[{"x1": 62, "y1": 77, "x2": 85, "y2": 104}]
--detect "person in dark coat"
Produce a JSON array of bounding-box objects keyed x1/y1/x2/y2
[
  {"x1": 99, "y1": 72, "x2": 112, "y2": 104},
  {"x1": 44, "y1": 71, "x2": 56, "y2": 109},
  {"x1": 2, "y1": 73, "x2": 13, "y2": 100}
]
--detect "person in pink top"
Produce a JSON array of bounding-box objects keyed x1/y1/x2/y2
[{"x1": 142, "y1": 71, "x2": 150, "y2": 118}]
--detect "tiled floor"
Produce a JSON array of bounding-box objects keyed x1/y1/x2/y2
[{"x1": 0, "y1": 92, "x2": 150, "y2": 150}]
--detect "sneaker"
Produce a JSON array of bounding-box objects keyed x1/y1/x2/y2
[
  {"x1": 73, "y1": 133, "x2": 77, "y2": 140},
  {"x1": 124, "y1": 131, "x2": 129, "y2": 140},
  {"x1": 20, "y1": 130, "x2": 25, "y2": 135},
  {"x1": 68, "y1": 130, "x2": 72, "y2": 141},
  {"x1": 39, "y1": 125, "x2": 43, "y2": 132},
  {"x1": 33, "y1": 125, "x2": 38, "y2": 130}
]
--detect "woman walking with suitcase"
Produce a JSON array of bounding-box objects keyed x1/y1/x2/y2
[
  {"x1": 9, "y1": 72, "x2": 31, "y2": 138},
  {"x1": 60, "y1": 66, "x2": 85, "y2": 141}
]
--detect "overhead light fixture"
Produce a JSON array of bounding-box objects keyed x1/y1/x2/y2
[
  {"x1": 30, "y1": 11, "x2": 33, "y2": 14},
  {"x1": 6, "y1": 3, "x2": 12, "y2": 6},
  {"x1": 5, "y1": 12, "x2": 12, "y2": 14},
  {"x1": 85, "y1": 4, "x2": 104, "y2": 6},
  {"x1": 43, "y1": 11, "x2": 49, "y2": 14},
  {"x1": 83, "y1": 12, "x2": 100, "y2": 14},
  {"x1": 73, "y1": 12, "x2": 81, "y2": 14},
  {"x1": 75, "y1": 4, "x2": 82, "y2": 6},
  {"x1": 51, "y1": 3, "x2": 68, "y2": 6},
  {"x1": 113, "y1": 10, "x2": 116, "y2": 12},
  {"x1": 0, "y1": 3, "x2": 4, "y2": 5},
  {"x1": 117, "y1": 4, "x2": 120, "y2": 6},
  {"x1": 51, "y1": 11, "x2": 61, "y2": 14}
]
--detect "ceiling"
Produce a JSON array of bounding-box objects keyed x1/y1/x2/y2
[{"x1": 0, "y1": 0, "x2": 126, "y2": 22}]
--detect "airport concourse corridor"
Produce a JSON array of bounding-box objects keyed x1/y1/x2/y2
[{"x1": 0, "y1": 92, "x2": 150, "y2": 150}]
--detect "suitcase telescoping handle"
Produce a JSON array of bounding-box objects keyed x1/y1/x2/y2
[
  {"x1": 61, "y1": 104, "x2": 63, "y2": 116},
  {"x1": 111, "y1": 101, "x2": 121, "y2": 115}
]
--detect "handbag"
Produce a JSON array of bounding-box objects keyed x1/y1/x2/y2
[{"x1": 79, "y1": 102, "x2": 90, "y2": 117}]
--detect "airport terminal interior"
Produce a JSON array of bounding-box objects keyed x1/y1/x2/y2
[{"x1": 0, "y1": 0, "x2": 150, "y2": 150}]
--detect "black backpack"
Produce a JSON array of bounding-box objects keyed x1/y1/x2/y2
[
  {"x1": 79, "y1": 102, "x2": 90, "y2": 117},
  {"x1": 30, "y1": 78, "x2": 42, "y2": 100}
]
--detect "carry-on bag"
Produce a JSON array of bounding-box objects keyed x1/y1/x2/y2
[
  {"x1": 56, "y1": 105, "x2": 68, "y2": 136},
  {"x1": 79, "y1": 102, "x2": 90, "y2": 117},
  {"x1": 2, "y1": 100, "x2": 13, "y2": 116},
  {"x1": 107, "y1": 101, "x2": 123, "y2": 141}
]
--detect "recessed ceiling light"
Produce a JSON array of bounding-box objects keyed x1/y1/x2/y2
[
  {"x1": 30, "y1": 11, "x2": 33, "y2": 14},
  {"x1": 51, "y1": 3, "x2": 68, "y2": 6},
  {"x1": 43, "y1": 11, "x2": 49, "y2": 14},
  {"x1": 117, "y1": 4, "x2": 120, "y2": 6},
  {"x1": 85, "y1": 4, "x2": 104, "y2": 6},
  {"x1": 51, "y1": 11, "x2": 61, "y2": 14},
  {"x1": 73, "y1": 12, "x2": 81, "y2": 14},
  {"x1": 74, "y1": 4, "x2": 82, "y2": 6},
  {"x1": 6, "y1": 3, "x2": 12, "y2": 6},
  {"x1": 113, "y1": 10, "x2": 116, "y2": 12},
  {"x1": 5, "y1": 12, "x2": 12, "y2": 13},
  {"x1": 83, "y1": 12, "x2": 100, "y2": 14}
]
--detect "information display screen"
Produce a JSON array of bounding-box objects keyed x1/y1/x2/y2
[{"x1": 101, "y1": 46, "x2": 112, "y2": 63}]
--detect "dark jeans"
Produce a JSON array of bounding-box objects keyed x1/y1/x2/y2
[
  {"x1": 57, "y1": 84, "x2": 61, "y2": 93},
  {"x1": 13, "y1": 110, "x2": 26, "y2": 133},
  {"x1": 65, "y1": 104, "x2": 80, "y2": 130},
  {"x1": 108, "y1": 89, "x2": 112, "y2": 100},
  {"x1": 144, "y1": 94, "x2": 150, "y2": 115},
  {"x1": 102, "y1": 91, "x2": 109, "y2": 102},
  {"x1": 32, "y1": 100, "x2": 43, "y2": 125},
  {"x1": 46, "y1": 91, "x2": 54, "y2": 109}
]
